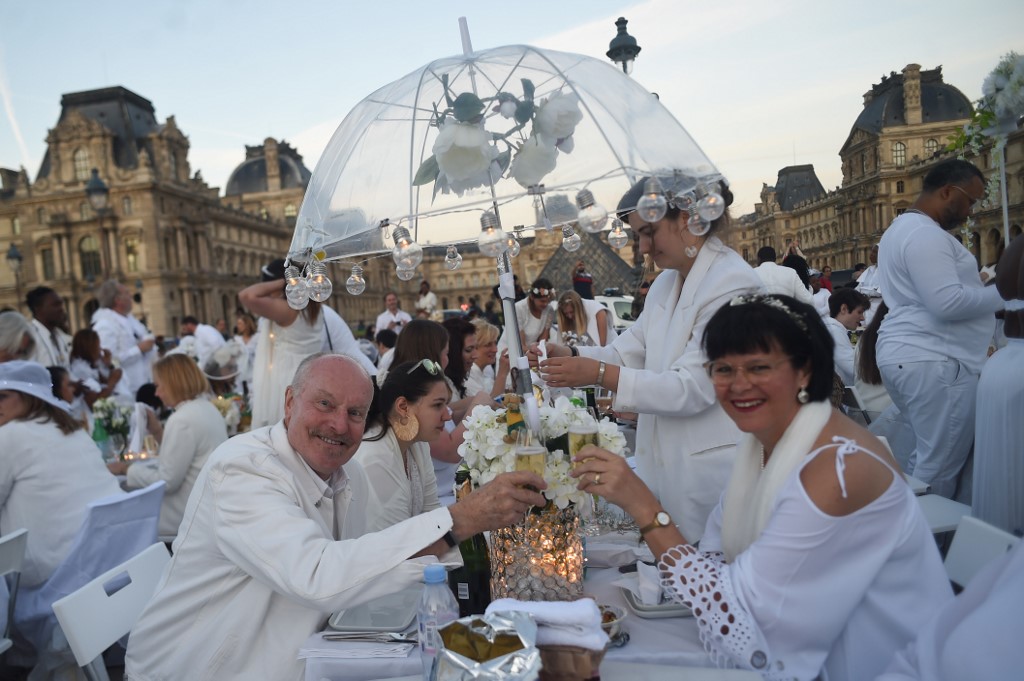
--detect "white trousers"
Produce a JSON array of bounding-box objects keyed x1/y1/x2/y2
[{"x1": 879, "y1": 358, "x2": 977, "y2": 499}]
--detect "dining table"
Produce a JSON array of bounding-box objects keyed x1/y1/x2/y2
[{"x1": 300, "y1": 537, "x2": 713, "y2": 681}]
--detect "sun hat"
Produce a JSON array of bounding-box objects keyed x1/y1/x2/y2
[{"x1": 0, "y1": 360, "x2": 73, "y2": 413}]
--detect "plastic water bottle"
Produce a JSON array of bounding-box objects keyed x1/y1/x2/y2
[{"x1": 418, "y1": 563, "x2": 459, "y2": 681}]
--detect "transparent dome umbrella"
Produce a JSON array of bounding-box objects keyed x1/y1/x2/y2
[{"x1": 288, "y1": 38, "x2": 725, "y2": 423}]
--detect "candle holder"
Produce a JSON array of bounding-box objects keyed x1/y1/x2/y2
[{"x1": 489, "y1": 502, "x2": 584, "y2": 601}]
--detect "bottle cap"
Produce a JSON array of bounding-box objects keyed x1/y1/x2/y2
[{"x1": 424, "y1": 563, "x2": 447, "y2": 584}]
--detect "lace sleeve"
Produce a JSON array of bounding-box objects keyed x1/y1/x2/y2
[{"x1": 659, "y1": 545, "x2": 787, "y2": 679}]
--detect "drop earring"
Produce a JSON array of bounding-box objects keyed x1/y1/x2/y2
[
  {"x1": 390, "y1": 414, "x2": 420, "y2": 441},
  {"x1": 685, "y1": 245, "x2": 698, "y2": 258},
  {"x1": 797, "y1": 386, "x2": 810, "y2": 404}
]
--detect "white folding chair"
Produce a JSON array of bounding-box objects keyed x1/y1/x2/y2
[
  {"x1": 52, "y1": 543, "x2": 170, "y2": 681},
  {"x1": 0, "y1": 528, "x2": 29, "y2": 656},
  {"x1": 841, "y1": 385, "x2": 872, "y2": 425},
  {"x1": 12, "y1": 481, "x2": 165, "y2": 677},
  {"x1": 917, "y1": 494, "x2": 971, "y2": 534},
  {"x1": 944, "y1": 516, "x2": 1020, "y2": 590}
]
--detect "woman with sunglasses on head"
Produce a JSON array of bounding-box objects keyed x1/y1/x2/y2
[
  {"x1": 353, "y1": 360, "x2": 453, "y2": 531},
  {"x1": 537, "y1": 175, "x2": 763, "y2": 542},
  {"x1": 571, "y1": 295, "x2": 951, "y2": 680}
]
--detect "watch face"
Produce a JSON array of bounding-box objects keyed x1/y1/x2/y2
[{"x1": 656, "y1": 512, "x2": 670, "y2": 526}]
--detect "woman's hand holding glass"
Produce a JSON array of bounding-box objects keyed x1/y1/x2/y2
[
  {"x1": 526, "y1": 341, "x2": 569, "y2": 369},
  {"x1": 569, "y1": 445, "x2": 658, "y2": 521}
]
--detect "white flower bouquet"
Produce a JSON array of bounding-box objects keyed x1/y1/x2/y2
[
  {"x1": 92, "y1": 397, "x2": 133, "y2": 438},
  {"x1": 458, "y1": 396, "x2": 627, "y2": 508}
]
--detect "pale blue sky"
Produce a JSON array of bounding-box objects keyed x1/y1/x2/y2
[{"x1": 1, "y1": 0, "x2": 1021, "y2": 216}]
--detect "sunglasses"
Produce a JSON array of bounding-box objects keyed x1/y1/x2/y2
[{"x1": 407, "y1": 359, "x2": 442, "y2": 376}]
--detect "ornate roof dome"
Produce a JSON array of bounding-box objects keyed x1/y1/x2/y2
[
  {"x1": 225, "y1": 139, "x2": 311, "y2": 195},
  {"x1": 851, "y1": 65, "x2": 972, "y2": 135}
]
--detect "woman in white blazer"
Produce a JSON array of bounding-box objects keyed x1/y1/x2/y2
[
  {"x1": 538, "y1": 175, "x2": 764, "y2": 541},
  {"x1": 109, "y1": 353, "x2": 227, "y2": 538}
]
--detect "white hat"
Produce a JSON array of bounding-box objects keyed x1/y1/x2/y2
[
  {"x1": 808, "y1": 268, "x2": 822, "y2": 277},
  {"x1": 0, "y1": 360, "x2": 73, "y2": 414}
]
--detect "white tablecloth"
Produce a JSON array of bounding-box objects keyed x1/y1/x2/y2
[{"x1": 301, "y1": 564, "x2": 710, "y2": 681}]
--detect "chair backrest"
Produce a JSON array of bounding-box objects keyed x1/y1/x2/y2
[
  {"x1": 0, "y1": 528, "x2": 29, "y2": 645},
  {"x1": 31, "y1": 481, "x2": 165, "y2": 605},
  {"x1": 52, "y1": 543, "x2": 170, "y2": 669},
  {"x1": 944, "y1": 516, "x2": 1020, "y2": 588}
]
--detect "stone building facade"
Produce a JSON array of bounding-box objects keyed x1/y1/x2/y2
[
  {"x1": 0, "y1": 87, "x2": 299, "y2": 335},
  {"x1": 727, "y1": 64, "x2": 1022, "y2": 271}
]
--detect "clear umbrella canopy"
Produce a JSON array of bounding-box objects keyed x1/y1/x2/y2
[{"x1": 288, "y1": 43, "x2": 724, "y2": 264}]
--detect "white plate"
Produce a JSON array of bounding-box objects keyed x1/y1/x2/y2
[
  {"x1": 328, "y1": 586, "x2": 423, "y2": 632},
  {"x1": 620, "y1": 588, "x2": 692, "y2": 619}
]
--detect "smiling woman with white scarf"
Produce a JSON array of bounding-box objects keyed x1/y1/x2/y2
[{"x1": 570, "y1": 295, "x2": 952, "y2": 681}]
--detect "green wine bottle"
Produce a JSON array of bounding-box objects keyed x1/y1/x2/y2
[{"x1": 447, "y1": 470, "x2": 492, "y2": 617}]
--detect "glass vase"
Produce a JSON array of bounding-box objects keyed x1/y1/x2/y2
[{"x1": 489, "y1": 502, "x2": 584, "y2": 601}]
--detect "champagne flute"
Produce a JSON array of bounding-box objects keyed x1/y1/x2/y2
[{"x1": 568, "y1": 420, "x2": 604, "y2": 536}]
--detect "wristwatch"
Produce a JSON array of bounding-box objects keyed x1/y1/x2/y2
[{"x1": 638, "y1": 510, "x2": 672, "y2": 536}]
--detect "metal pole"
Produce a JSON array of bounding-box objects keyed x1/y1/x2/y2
[{"x1": 999, "y1": 142, "x2": 1010, "y2": 249}]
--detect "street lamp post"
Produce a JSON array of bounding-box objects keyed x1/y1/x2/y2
[
  {"x1": 6, "y1": 242, "x2": 24, "y2": 311},
  {"x1": 85, "y1": 168, "x2": 114, "y2": 278},
  {"x1": 607, "y1": 17, "x2": 641, "y2": 76}
]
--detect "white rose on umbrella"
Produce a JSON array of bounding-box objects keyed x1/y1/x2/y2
[
  {"x1": 534, "y1": 92, "x2": 583, "y2": 142},
  {"x1": 511, "y1": 134, "x2": 558, "y2": 188},
  {"x1": 432, "y1": 120, "x2": 499, "y2": 194}
]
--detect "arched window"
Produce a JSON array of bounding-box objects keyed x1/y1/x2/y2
[
  {"x1": 892, "y1": 142, "x2": 907, "y2": 167},
  {"x1": 925, "y1": 138, "x2": 939, "y2": 156},
  {"x1": 124, "y1": 237, "x2": 140, "y2": 272},
  {"x1": 122, "y1": 196, "x2": 133, "y2": 215},
  {"x1": 896, "y1": 180, "x2": 905, "y2": 194},
  {"x1": 79, "y1": 235, "x2": 102, "y2": 279},
  {"x1": 73, "y1": 148, "x2": 91, "y2": 181},
  {"x1": 80, "y1": 202, "x2": 90, "y2": 220}
]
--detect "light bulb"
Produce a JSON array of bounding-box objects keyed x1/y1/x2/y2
[
  {"x1": 345, "y1": 265, "x2": 366, "y2": 295},
  {"x1": 285, "y1": 274, "x2": 309, "y2": 297},
  {"x1": 444, "y1": 245, "x2": 463, "y2": 270},
  {"x1": 562, "y1": 225, "x2": 581, "y2": 252},
  {"x1": 477, "y1": 212, "x2": 508, "y2": 258},
  {"x1": 576, "y1": 189, "x2": 608, "y2": 233},
  {"x1": 607, "y1": 219, "x2": 629, "y2": 249},
  {"x1": 687, "y1": 210, "x2": 711, "y2": 236},
  {"x1": 697, "y1": 191, "x2": 725, "y2": 222},
  {"x1": 506, "y1": 233, "x2": 521, "y2": 257},
  {"x1": 305, "y1": 258, "x2": 333, "y2": 303},
  {"x1": 396, "y1": 265, "x2": 417, "y2": 281},
  {"x1": 390, "y1": 226, "x2": 423, "y2": 269},
  {"x1": 284, "y1": 264, "x2": 303, "y2": 288},
  {"x1": 636, "y1": 177, "x2": 668, "y2": 222},
  {"x1": 286, "y1": 286, "x2": 309, "y2": 310}
]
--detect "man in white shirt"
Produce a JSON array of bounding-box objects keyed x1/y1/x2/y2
[
  {"x1": 25, "y1": 286, "x2": 71, "y2": 369},
  {"x1": 375, "y1": 292, "x2": 412, "y2": 335},
  {"x1": 179, "y1": 315, "x2": 226, "y2": 368},
  {"x1": 809, "y1": 270, "x2": 831, "y2": 318},
  {"x1": 754, "y1": 246, "x2": 813, "y2": 304},
  {"x1": 320, "y1": 305, "x2": 377, "y2": 376},
  {"x1": 876, "y1": 159, "x2": 1004, "y2": 499},
  {"x1": 91, "y1": 280, "x2": 156, "y2": 399},
  {"x1": 856, "y1": 243, "x2": 884, "y2": 326},
  {"x1": 824, "y1": 288, "x2": 870, "y2": 386},
  {"x1": 124, "y1": 353, "x2": 544, "y2": 680},
  {"x1": 415, "y1": 280, "x2": 439, "y2": 318}
]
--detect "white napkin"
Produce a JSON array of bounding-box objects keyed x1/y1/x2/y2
[
  {"x1": 585, "y1": 542, "x2": 654, "y2": 568},
  {"x1": 297, "y1": 634, "x2": 415, "y2": 659},
  {"x1": 486, "y1": 597, "x2": 609, "y2": 651},
  {"x1": 636, "y1": 561, "x2": 664, "y2": 606}
]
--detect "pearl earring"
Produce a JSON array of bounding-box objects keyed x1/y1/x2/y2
[
  {"x1": 797, "y1": 387, "x2": 810, "y2": 404},
  {"x1": 685, "y1": 245, "x2": 698, "y2": 258}
]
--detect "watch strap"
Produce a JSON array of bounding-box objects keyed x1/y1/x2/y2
[
  {"x1": 442, "y1": 530, "x2": 458, "y2": 548},
  {"x1": 638, "y1": 511, "x2": 671, "y2": 536}
]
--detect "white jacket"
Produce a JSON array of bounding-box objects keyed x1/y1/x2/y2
[
  {"x1": 125, "y1": 423, "x2": 454, "y2": 681},
  {"x1": 580, "y1": 237, "x2": 764, "y2": 541},
  {"x1": 91, "y1": 307, "x2": 155, "y2": 398},
  {"x1": 754, "y1": 261, "x2": 813, "y2": 304},
  {"x1": 125, "y1": 398, "x2": 227, "y2": 537}
]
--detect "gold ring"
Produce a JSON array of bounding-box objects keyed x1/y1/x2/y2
[{"x1": 593, "y1": 473, "x2": 602, "y2": 486}]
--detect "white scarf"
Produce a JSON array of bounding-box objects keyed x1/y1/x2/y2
[{"x1": 720, "y1": 400, "x2": 832, "y2": 561}]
